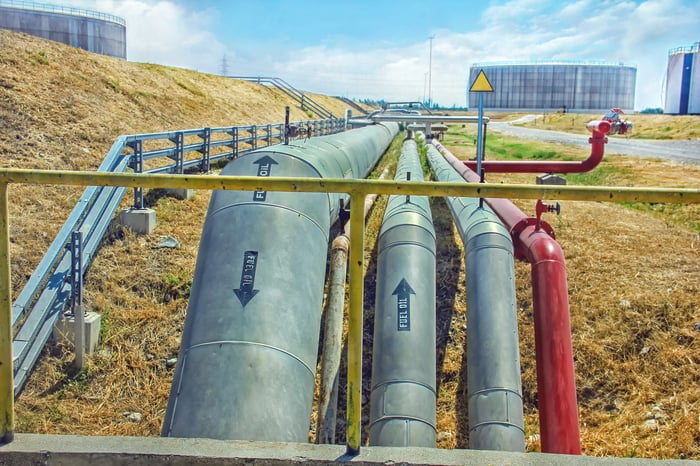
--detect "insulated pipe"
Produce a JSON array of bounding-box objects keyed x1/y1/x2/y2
[
  {"x1": 463, "y1": 120, "x2": 610, "y2": 174},
  {"x1": 316, "y1": 166, "x2": 390, "y2": 445},
  {"x1": 369, "y1": 139, "x2": 437, "y2": 447},
  {"x1": 162, "y1": 123, "x2": 398, "y2": 442},
  {"x1": 425, "y1": 144, "x2": 525, "y2": 452},
  {"x1": 432, "y1": 138, "x2": 582, "y2": 454}
]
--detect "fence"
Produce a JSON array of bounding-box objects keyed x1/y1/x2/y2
[{"x1": 0, "y1": 166, "x2": 697, "y2": 450}]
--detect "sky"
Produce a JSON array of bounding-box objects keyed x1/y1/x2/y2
[{"x1": 58, "y1": 0, "x2": 699, "y2": 110}]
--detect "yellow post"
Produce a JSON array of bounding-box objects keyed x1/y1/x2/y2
[
  {"x1": 345, "y1": 191, "x2": 366, "y2": 455},
  {"x1": 0, "y1": 183, "x2": 13, "y2": 443}
]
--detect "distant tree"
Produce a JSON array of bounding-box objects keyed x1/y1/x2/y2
[{"x1": 640, "y1": 107, "x2": 663, "y2": 114}]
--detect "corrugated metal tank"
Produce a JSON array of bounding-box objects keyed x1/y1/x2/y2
[
  {"x1": 0, "y1": 1, "x2": 126, "y2": 59},
  {"x1": 468, "y1": 61, "x2": 636, "y2": 113},
  {"x1": 664, "y1": 43, "x2": 700, "y2": 115}
]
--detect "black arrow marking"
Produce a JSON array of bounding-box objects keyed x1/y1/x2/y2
[
  {"x1": 234, "y1": 250, "x2": 260, "y2": 306},
  {"x1": 393, "y1": 278, "x2": 415, "y2": 331},
  {"x1": 253, "y1": 156, "x2": 278, "y2": 202}
]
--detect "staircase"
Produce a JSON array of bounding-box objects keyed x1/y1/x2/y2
[{"x1": 231, "y1": 76, "x2": 335, "y2": 119}]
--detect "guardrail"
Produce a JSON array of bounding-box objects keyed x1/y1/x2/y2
[
  {"x1": 9, "y1": 116, "x2": 344, "y2": 395},
  {"x1": 0, "y1": 169, "x2": 697, "y2": 450}
]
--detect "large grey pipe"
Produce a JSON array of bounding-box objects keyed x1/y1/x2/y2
[
  {"x1": 369, "y1": 139, "x2": 437, "y2": 447},
  {"x1": 162, "y1": 123, "x2": 398, "y2": 442},
  {"x1": 425, "y1": 143, "x2": 525, "y2": 452}
]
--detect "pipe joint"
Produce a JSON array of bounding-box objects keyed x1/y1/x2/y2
[{"x1": 509, "y1": 217, "x2": 554, "y2": 260}]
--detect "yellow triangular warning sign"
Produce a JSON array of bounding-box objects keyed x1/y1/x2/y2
[{"x1": 470, "y1": 69, "x2": 494, "y2": 92}]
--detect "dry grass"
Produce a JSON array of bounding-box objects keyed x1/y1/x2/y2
[
  {"x1": 521, "y1": 111, "x2": 700, "y2": 139},
  {"x1": 3, "y1": 30, "x2": 700, "y2": 461}
]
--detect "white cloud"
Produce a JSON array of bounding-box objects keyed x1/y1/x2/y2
[
  {"x1": 61, "y1": 0, "x2": 230, "y2": 74},
  {"x1": 54, "y1": 0, "x2": 700, "y2": 109}
]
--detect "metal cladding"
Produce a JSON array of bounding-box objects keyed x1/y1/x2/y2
[
  {"x1": 665, "y1": 43, "x2": 700, "y2": 114},
  {"x1": 425, "y1": 144, "x2": 525, "y2": 452},
  {"x1": 370, "y1": 139, "x2": 437, "y2": 447},
  {"x1": 468, "y1": 61, "x2": 636, "y2": 112},
  {"x1": 0, "y1": 2, "x2": 126, "y2": 59},
  {"x1": 162, "y1": 123, "x2": 398, "y2": 442}
]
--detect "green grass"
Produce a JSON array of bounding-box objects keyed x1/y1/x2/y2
[
  {"x1": 446, "y1": 130, "x2": 700, "y2": 233},
  {"x1": 622, "y1": 202, "x2": 700, "y2": 233}
]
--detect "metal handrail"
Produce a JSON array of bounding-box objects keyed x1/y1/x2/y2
[
  {"x1": 0, "y1": 169, "x2": 697, "y2": 448},
  {"x1": 0, "y1": 0, "x2": 126, "y2": 26},
  {"x1": 232, "y1": 76, "x2": 335, "y2": 119}
]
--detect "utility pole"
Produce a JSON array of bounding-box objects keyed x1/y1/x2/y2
[
  {"x1": 220, "y1": 54, "x2": 229, "y2": 76},
  {"x1": 428, "y1": 34, "x2": 435, "y2": 108}
]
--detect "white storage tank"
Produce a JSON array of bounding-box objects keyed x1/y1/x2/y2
[
  {"x1": 664, "y1": 43, "x2": 700, "y2": 115},
  {"x1": 0, "y1": 0, "x2": 126, "y2": 59},
  {"x1": 468, "y1": 61, "x2": 636, "y2": 113}
]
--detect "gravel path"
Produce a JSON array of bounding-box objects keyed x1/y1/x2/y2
[{"x1": 489, "y1": 119, "x2": 700, "y2": 165}]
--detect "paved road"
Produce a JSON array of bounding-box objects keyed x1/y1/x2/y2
[{"x1": 489, "y1": 120, "x2": 700, "y2": 165}]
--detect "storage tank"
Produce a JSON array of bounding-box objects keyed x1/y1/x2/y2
[
  {"x1": 0, "y1": 0, "x2": 126, "y2": 59},
  {"x1": 664, "y1": 43, "x2": 700, "y2": 115},
  {"x1": 468, "y1": 61, "x2": 636, "y2": 113}
]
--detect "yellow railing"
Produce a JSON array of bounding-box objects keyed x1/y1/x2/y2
[{"x1": 0, "y1": 168, "x2": 698, "y2": 451}]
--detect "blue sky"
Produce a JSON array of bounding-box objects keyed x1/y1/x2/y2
[{"x1": 60, "y1": 0, "x2": 699, "y2": 110}]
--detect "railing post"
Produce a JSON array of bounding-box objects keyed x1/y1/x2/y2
[
  {"x1": 249, "y1": 126, "x2": 257, "y2": 151},
  {"x1": 200, "y1": 128, "x2": 211, "y2": 173},
  {"x1": 0, "y1": 182, "x2": 14, "y2": 444},
  {"x1": 266, "y1": 124, "x2": 272, "y2": 147},
  {"x1": 346, "y1": 191, "x2": 366, "y2": 455},
  {"x1": 128, "y1": 139, "x2": 144, "y2": 209},
  {"x1": 170, "y1": 132, "x2": 184, "y2": 174},
  {"x1": 228, "y1": 127, "x2": 239, "y2": 159},
  {"x1": 69, "y1": 231, "x2": 85, "y2": 369}
]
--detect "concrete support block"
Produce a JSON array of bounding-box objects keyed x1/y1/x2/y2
[
  {"x1": 53, "y1": 312, "x2": 101, "y2": 355},
  {"x1": 120, "y1": 208, "x2": 156, "y2": 235},
  {"x1": 164, "y1": 188, "x2": 194, "y2": 201},
  {"x1": 536, "y1": 174, "x2": 567, "y2": 185}
]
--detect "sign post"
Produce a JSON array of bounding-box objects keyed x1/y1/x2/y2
[{"x1": 469, "y1": 69, "x2": 494, "y2": 178}]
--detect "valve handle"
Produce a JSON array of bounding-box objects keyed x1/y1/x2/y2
[{"x1": 535, "y1": 200, "x2": 561, "y2": 226}]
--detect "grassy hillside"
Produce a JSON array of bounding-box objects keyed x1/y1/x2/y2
[{"x1": 2, "y1": 29, "x2": 699, "y2": 460}]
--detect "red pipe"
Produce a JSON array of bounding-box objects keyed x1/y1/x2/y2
[
  {"x1": 464, "y1": 120, "x2": 610, "y2": 174},
  {"x1": 432, "y1": 138, "x2": 585, "y2": 454}
]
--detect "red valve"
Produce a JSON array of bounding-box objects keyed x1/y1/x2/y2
[{"x1": 535, "y1": 200, "x2": 561, "y2": 226}]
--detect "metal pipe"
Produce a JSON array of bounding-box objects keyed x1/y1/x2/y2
[
  {"x1": 0, "y1": 183, "x2": 13, "y2": 444},
  {"x1": 316, "y1": 234, "x2": 348, "y2": 445},
  {"x1": 463, "y1": 120, "x2": 611, "y2": 174},
  {"x1": 316, "y1": 166, "x2": 390, "y2": 445},
  {"x1": 432, "y1": 138, "x2": 582, "y2": 454},
  {"x1": 346, "y1": 190, "x2": 366, "y2": 455},
  {"x1": 1, "y1": 169, "x2": 697, "y2": 205},
  {"x1": 367, "y1": 115, "x2": 489, "y2": 124},
  {"x1": 161, "y1": 123, "x2": 398, "y2": 443},
  {"x1": 425, "y1": 144, "x2": 525, "y2": 452},
  {"x1": 369, "y1": 139, "x2": 437, "y2": 447}
]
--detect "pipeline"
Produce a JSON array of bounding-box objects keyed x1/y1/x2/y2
[
  {"x1": 369, "y1": 139, "x2": 437, "y2": 447},
  {"x1": 425, "y1": 143, "x2": 525, "y2": 452},
  {"x1": 464, "y1": 120, "x2": 611, "y2": 174},
  {"x1": 432, "y1": 137, "x2": 583, "y2": 454},
  {"x1": 316, "y1": 166, "x2": 390, "y2": 445},
  {"x1": 161, "y1": 122, "x2": 398, "y2": 442}
]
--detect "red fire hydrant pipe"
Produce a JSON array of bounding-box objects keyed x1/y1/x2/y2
[
  {"x1": 432, "y1": 137, "x2": 594, "y2": 454},
  {"x1": 463, "y1": 120, "x2": 611, "y2": 174}
]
